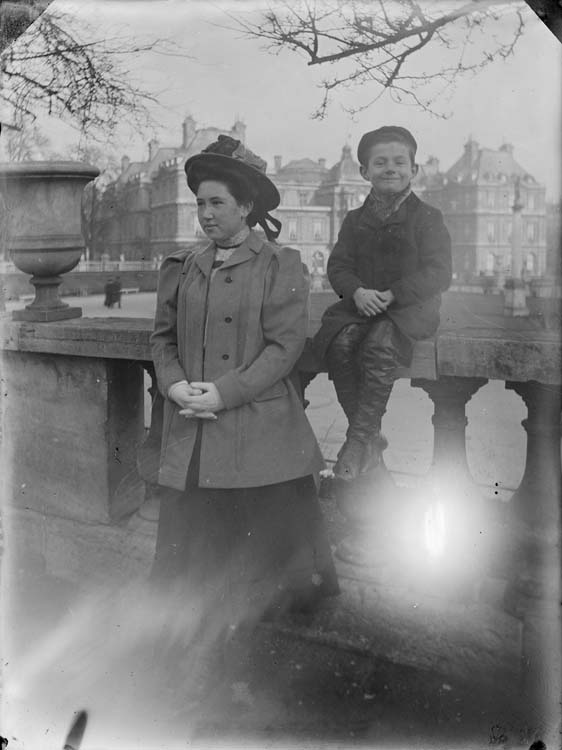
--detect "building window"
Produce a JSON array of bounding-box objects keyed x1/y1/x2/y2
[
  {"x1": 486, "y1": 252, "x2": 496, "y2": 274},
  {"x1": 486, "y1": 191, "x2": 495, "y2": 208},
  {"x1": 312, "y1": 250, "x2": 325, "y2": 274},
  {"x1": 313, "y1": 220, "x2": 323, "y2": 241},
  {"x1": 487, "y1": 221, "x2": 497, "y2": 243},
  {"x1": 298, "y1": 191, "x2": 309, "y2": 206},
  {"x1": 528, "y1": 192, "x2": 535, "y2": 210},
  {"x1": 525, "y1": 253, "x2": 536, "y2": 273},
  {"x1": 526, "y1": 222, "x2": 537, "y2": 244},
  {"x1": 289, "y1": 219, "x2": 297, "y2": 241}
]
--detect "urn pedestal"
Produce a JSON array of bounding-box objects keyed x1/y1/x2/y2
[{"x1": 0, "y1": 161, "x2": 99, "y2": 321}]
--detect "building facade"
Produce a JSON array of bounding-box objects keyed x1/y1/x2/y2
[
  {"x1": 97, "y1": 125, "x2": 549, "y2": 283},
  {"x1": 96, "y1": 120, "x2": 372, "y2": 275},
  {"x1": 419, "y1": 139, "x2": 547, "y2": 280},
  {"x1": 98, "y1": 116, "x2": 247, "y2": 260}
]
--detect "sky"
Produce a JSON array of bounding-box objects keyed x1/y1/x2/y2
[{"x1": 21, "y1": 0, "x2": 562, "y2": 198}]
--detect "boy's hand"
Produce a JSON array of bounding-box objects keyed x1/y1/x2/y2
[{"x1": 353, "y1": 288, "x2": 394, "y2": 317}]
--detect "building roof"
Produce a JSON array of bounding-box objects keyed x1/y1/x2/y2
[
  {"x1": 118, "y1": 162, "x2": 145, "y2": 182},
  {"x1": 446, "y1": 140, "x2": 539, "y2": 186},
  {"x1": 322, "y1": 145, "x2": 362, "y2": 184},
  {"x1": 115, "y1": 118, "x2": 245, "y2": 185},
  {"x1": 274, "y1": 158, "x2": 328, "y2": 184}
]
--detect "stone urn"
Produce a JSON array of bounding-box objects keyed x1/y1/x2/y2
[{"x1": 0, "y1": 161, "x2": 99, "y2": 321}]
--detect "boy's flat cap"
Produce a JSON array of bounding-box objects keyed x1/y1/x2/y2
[{"x1": 357, "y1": 126, "x2": 418, "y2": 165}]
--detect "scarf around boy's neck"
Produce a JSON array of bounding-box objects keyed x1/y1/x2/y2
[{"x1": 367, "y1": 185, "x2": 411, "y2": 222}]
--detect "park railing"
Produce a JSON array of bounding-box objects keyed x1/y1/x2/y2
[
  {"x1": 0, "y1": 259, "x2": 161, "y2": 276},
  {"x1": 0, "y1": 313, "x2": 560, "y2": 716},
  {"x1": 76, "y1": 259, "x2": 160, "y2": 272}
]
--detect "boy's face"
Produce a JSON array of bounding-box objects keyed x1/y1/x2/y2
[{"x1": 360, "y1": 141, "x2": 418, "y2": 195}]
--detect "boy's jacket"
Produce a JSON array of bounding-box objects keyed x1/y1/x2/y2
[{"x1": 313, "y1": 192, "x2": 452, "y2": 360}]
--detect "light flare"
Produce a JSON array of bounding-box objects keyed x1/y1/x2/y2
[{"x1": 424, "y1": 500, "x2": 447, "y2": 560}]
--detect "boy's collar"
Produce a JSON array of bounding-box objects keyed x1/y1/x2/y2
[
  {"x1": 359, "y1": 189, "x2": 415, "y2": 230},
  {"x1": 369, "y1": 185, "x2": 411, "y2": 212}
]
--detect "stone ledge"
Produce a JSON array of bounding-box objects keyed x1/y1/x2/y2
[
  {"x1": 436, "y1": 328, "x2": 562, "y2": 384},
  {"x1": 1, "y1": 316, "x2": 561, "y2": 384},
  {"x1": 0, "y1": 315, "x2": 437, "y2": 379},
  {"x1": 0, "y1": 315, "x2": 154, "y2": 360}
]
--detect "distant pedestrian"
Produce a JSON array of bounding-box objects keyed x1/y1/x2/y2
[
  {"x1": 114, "y1": 276, "x2": 122, "y2": 309},
  {"x1": 103, "y1": 278, "x2": 114, "y2": 308}
]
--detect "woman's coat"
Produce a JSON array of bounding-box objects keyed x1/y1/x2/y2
[{"x1": 151, "y1": 230, "x2": 325, "y2": 491}]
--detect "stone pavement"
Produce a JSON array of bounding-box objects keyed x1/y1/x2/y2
[{"x1": 2, "y1": 489, "x2": 543, "y2": 750}]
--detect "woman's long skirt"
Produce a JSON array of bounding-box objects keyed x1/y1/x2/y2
[{"x1": 150, "y1": 432, "x2": 339, "y2": 624}]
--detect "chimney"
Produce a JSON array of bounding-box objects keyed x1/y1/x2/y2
[
  {"x1": 274, "y1": 155, "x2": 282, "y2": 172},
  {"x1": 500, "y1": 142, "x2": 514, "y2": 155},
  {"x1": 318, "y1": 158, "x2": 326, "y2": 170},
  {"x1": 182, "y1": 115, "x2": 196, "y2": 148},
  {"x1": 232, "y1": 119, "x2": 246, "y2": 143},
  {"x1": 121, "y1": 155, "x2": 130, "y2": 173},
  {"x1": 148, "y1": 138, "x2": 159, "y2": 161},
  {"x1": 464, "y1": 138, "x2": 479, "y2": 165}
]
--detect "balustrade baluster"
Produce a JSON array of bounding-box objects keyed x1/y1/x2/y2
[
  {"x1": 505, "y1": 381, "x2": 561, "y2": 532},
  {"x1": 411, "y1": 375, "x2": 487, "y2": 497},
  {"x1": 136, "y1": 361, "x2": 164, "y2": 521},
  {"x1": 502, "y1": 380, "x2": 562, "y2": 733}
]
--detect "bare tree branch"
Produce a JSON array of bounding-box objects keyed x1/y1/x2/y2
[
  {"x1": 0, "y1": 7, "x2": 192, "y2": 140},
  {"x1": 228, "y1": 0, "x2": 528, "y2": 118}
]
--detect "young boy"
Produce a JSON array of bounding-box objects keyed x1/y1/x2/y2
[{"x1": 312, "y1": 126, "x2": 452, "y2": 482}]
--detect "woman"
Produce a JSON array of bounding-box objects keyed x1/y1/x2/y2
[{"x1": 150, "y1": 136, "x2": 338, "y2": 662}]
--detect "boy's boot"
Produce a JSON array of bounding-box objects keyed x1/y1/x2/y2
[
  {"x1": 333, "y1": 413, "x2": 386, "y2": 481},
  {"x1": 333, "y1": 326, "x2": 397, "y2": 481},
  {"x1": 326, "y1": 323, "x2": 367, "y2": 424}
]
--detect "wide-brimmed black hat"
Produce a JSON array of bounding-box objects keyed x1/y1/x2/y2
[{"x1": 184, "y1": 135, "x2": 280, "y2": 213}]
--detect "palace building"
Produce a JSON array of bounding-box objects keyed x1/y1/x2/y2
[
  {"x1": 98, "y1": 121, "x2": 548, "y2": 282},
  {"x1": 418, "y1": 139, "x2": 547, "y2": 279}
]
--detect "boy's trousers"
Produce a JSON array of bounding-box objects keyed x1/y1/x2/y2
[{"x1": 325, "y1": 316, "x2": 413, "y2": 442}]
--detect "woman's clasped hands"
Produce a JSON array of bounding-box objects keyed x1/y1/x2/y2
[{"x1": 168, "y1": 380, "x2": 225, "y2": 420}]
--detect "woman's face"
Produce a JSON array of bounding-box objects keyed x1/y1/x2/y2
[{"x1": 196, "y1": 180, "x2": 252, "y2": 243}]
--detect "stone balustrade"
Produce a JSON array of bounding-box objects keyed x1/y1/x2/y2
[
  {"x1": 1, "y1": 316, "x2": 560, "y2": 545},
  {"x1": 1, "y1": 315, "x2": 560, "y2": 720}
]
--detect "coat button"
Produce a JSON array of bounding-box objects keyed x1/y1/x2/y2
[
  {"x1": 224, "y1": 316, "x2": 232, "y2": 323},
  {"x1": 225, "y1": 276, "x2": 233, "y2": 283},
  {"x1": 222, "y1": 354, "x2": 229, "y2": 360}
]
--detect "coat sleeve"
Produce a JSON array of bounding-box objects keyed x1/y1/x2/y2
[
  {"x1": 326, "y1": 211, "x2": 365, "y2": 300},
  {"x1": 389, "y1": 206, "x2": 452, "y2": 306},
  {"x1": 213, "y1": 247, "x2": 309, "y2": 410},
  {"x1": 150, "y1": 251, "x2": 190, "y2": 396}
]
